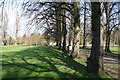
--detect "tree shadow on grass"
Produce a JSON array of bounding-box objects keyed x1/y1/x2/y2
[{"x1": 1, "y1": 46, "x2": 103, "y2": 80}]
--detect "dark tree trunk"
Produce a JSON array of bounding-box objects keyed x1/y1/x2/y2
[
  {"x1": 55, "y1": 3, "x2": 59, "y2": 47},
  {"x1": 62, "y1": 28, "x2": 67, "y2": 51},
  {"x1": 58, "y1": 7, "x2": 62, "y2": 50},
  {"x1": 82, "y1": 2, "x2": 86, "y2": 48},
  {"x1": 56, "y1": 40, "x2": 59, "y2": 46},
  {"x1": 104, "y1": 2, "x2": 111, "y2": 53},
  {"x1": 86, "y1": 2, "x2": 101, "y2": 74},
  {"x1": 62, "y1": 4, "x2": 67, "y2": 51},
  {"x1": 3, "y1": 40, "x2": 7, "y2": 45},
  {"x1": 55, "y1": 3, "x2": 62, "y2": 49},
  {"x1": 105, "y1": 34, "x2": 111, "y2": 53}
]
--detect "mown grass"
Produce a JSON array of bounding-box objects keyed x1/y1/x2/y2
[
  {"x1": 0, "y1": 45, "x2": 105, "y2": 79},
  {"x1": 110, "y1": 46, "x2": 120, "y2": 54},
  {"x1": 81, "y1": 46, "x2": 120, "y2": 54}
]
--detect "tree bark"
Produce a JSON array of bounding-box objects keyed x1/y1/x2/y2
[
  {"x1": 55, "y1": 3, "x2": 62, "y2": 48},
  {"x1": 104, "y1": 2, "x2": 111, "y2": 53},
  {"x1": 99, "y1": 2, "x2": 105, "y2": 74},
  {"x1": 62, "y1": 3, "x2": 67, "y2": 51},
  {"x1": 82, "y1": 2, "x2": 86, "y2": 48},
  {"x1": 70, "y1": 2, "x2": 80, "y2": 58},
  {"x1": 86, "y1": 2, "x2": 101, "y2": 74},
  {"x1": 105, "y1": 34, "x2": 111, "y2": 53}
]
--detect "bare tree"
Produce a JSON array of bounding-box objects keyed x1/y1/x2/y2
[
  {"x1": 15, "y1": 12, "x2": 20, "y2": 45},
  {"x1": 0, "y1": 12, "x2": 8, "y2": 45},
  {"x1": 104, "y1": 2, "x2": 120, "y2": 53}
]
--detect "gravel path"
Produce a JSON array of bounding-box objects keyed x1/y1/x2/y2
[{"x1": 80, "y1": 49, "x2": 119, "y2": 78}]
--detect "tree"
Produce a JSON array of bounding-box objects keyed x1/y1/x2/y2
[
  {"x1": 82, "y1": 2, "x2": 87, "y2": 48},
  {"x1": 81, "y1": 2, "x2": 92, "y2": 48},
  {"x1": 15, "y1": 12, "x2": 20, "y2": 45},
  {"x1": 86, "y1": 1, "x2": 101, "y2": 74},
  {"x1": 56, "y1": 3, "x2": 62, "y2": 49},
  {"x1": 70, "y1": 2, "x2": 80, "y2": 58},
  {"x1": 8, "y1": 36, "x2": 14, "y2": 45},
  {"x1": 0, "y1": 12, "x2": 8, "y2": 45},
  {"x1": 104, "y1": 2, "x2": 120, "y2": 53},
  {"x1": 44, "y1": 34, "x2": 50, "y2": 45},
  {"x1": 62, "y1": 3, "x2": 67, "y2": 51}
]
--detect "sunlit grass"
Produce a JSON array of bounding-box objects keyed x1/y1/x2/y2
[
  {"x1": 110, "y1": 46, "x2": 120, "y2": 54},
  {"x1": 80, "y1": 46, "x2": 120, "y2": 54},
  {"x1": 1, "y1": 45, "x2": 104, "y2": 79}
]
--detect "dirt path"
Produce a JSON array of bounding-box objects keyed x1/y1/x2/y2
[{"x1": 80, "y1": 49, "x2": 119, "y2": 78}]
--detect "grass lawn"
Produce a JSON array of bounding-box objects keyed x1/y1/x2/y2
[
  {"x1": 0, "y1": 45, "x2": 105, "y2": 79},
  {"x1": 110, "y1": 46, "x2": 120, "y2": 54},
  {"x1": 81, "y1": 46, "x2": 120, "y2": 54}
]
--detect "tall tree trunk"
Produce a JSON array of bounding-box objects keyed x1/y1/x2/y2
[
  {"x1": 82, "y1": 2, "x2": 86, "y2": 48},
  {"x1": 62, "y1": 3, "x2": 67, "y2": 51},
  {"x1": 70, "y1": 2, "x2": 80, "y2": 58},
  {"x1": 99, "y1": 2, "x2": 105, "y2": 74},
  {"x1": 104, "y1": 2, "x2": 111, "y2": 53},
  {"x1": 55, "y1": 3, "x2": 62, "y2": 48},
  {"x1": 15, "y1": 12, "x2": 20, "y2": 45},
  {"x1": 58, "y1": 11, "x2": 62, "y2": 49},
  {"x1": 86, "y1": 2, "x2": 101, "y2": 74},
  {"x1": 68, "y1": 16, "x2": 73, "y2": 53}
]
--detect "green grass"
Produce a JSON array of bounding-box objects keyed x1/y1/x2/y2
[
  {"x1": 0, "y1": 45, "x2": 104, "y2": 79},
  {"x1": 81, "y1": 46, "x2": 120, "y2": 54},
  {"x1": 110, "y1": 46, "x2": 120, "y2": 54}
]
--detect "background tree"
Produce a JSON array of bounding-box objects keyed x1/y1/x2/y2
[
  {"x1": 15, "y1": 12, "x2": 21, "y2": 45},
  {"x1": 0, "y1": 12, "x2": 8, "y2": 45},
  {"x1": 104, "y1": 2, "x2": 120, "y2": 53}
]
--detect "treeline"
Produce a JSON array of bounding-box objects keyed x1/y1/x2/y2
[{"x1": 0, "y1": 33, "x2": 48, "y2": 46}]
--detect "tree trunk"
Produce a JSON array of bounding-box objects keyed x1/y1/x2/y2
[
  {"x1": 82, "y1": 2, "x2": 86, "y2": 48},
  {"x1": 70, "y1": 2, "x2": 80, "y2": 58},
  {"x1": 86, "y1": 2, "x2": 101, "y2": 74},
  {"x1": 104, "y1": 2, "x2": 111, "y2": 53},
  {"x1": 99, "y1": 2, "x2": 105, "y2": 74},
  {"x1": 62, "y1": 3, "x2": 67, "y2": 51},
  {"x1": 55, "y1": 3, "x2": 62, "y2": 48},
  {"x1": 55, "y1": 5, "x2": 59, "y2": 47},
  {"x1": 58, "y1": 15, "x2": 62, "y2": 50},
  {"x1": 105, "y1": 34, "x2": 111, "y2": 53},
  {"x1": 68, "y1": 16, "x2": 73, "y2": 54}
]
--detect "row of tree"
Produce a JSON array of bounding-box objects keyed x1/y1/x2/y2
[
  {"x1": 0, "y1": 0, "x2": 120, "y2": 74},
  {"x1": 23, "y1": 1, "x2": 119, "y2": 74}
]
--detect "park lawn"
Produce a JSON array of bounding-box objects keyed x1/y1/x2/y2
[
  {"x1": 0, "y1": 45, "x2": 105, "y2": 79},
  {"x1": 110, "y1": 46, "x2": 120, "y2": 54},
  {"x1": 81, "y1": 46, "x2": 120, "y2": 54}
]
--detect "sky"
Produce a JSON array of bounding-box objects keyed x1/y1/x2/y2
[
  {"x1": 0, "y1": 0, "x2": 119, "y2": 39},
  {"x1": 0, "y1": 0, "x2": 25, "y2": 38},
  {"x1": 0, "y1": 0, "x2": 45, "y2": 39}
]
